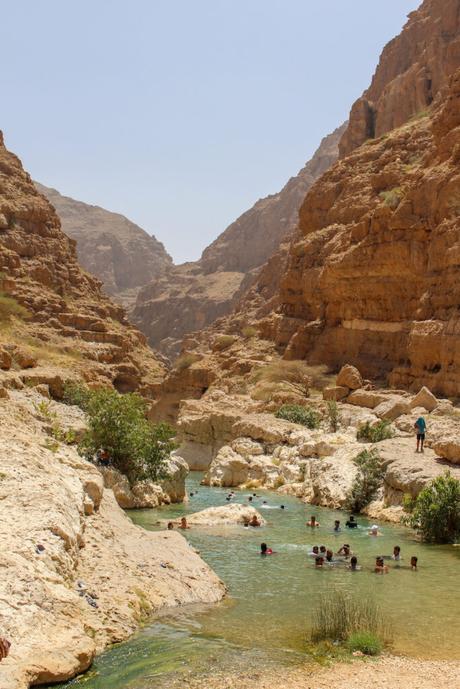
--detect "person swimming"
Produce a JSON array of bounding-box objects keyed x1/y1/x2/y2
[
  {"x1": 337, "y1": 544, "x2": 352, "y2": 557},
  {"x1": 319, "y1": 545, "x2": 327, "y2": 556},
  {"x1": 392, "y1": 545, "x2": 401, "y2": 561},
  {"x1": 260, "y1": 542, "x2": 273, "y2": 555},
  {"x1": 250, "y1": 515, "x2": 261, "y2": 527},
  {"x1": 309, "y1": 545, "x2": 320, "y2": 557},
  {"x1": 167, "y1": 521, "x2": 174, "y2": 530},
  {"x1": 326, "y1": 549, "x2": 334, "y2": 562},
  {"x1": 374, "y1": 556, "x2": 389, "y2": 574},
  {"x1": 333, "y1": 519, "x2": 341, "y2": 532},
  {"x1": 349, "y1": 556, "x2": 360, "y2": 571},
  {"x1": 248, "y1": 496, "x2": 253, "y2": 502},
  {"x1": 280, "y1": 505, "x2": 286, "y2": 510},
  {"x1": 307, "y1": 515, "x2": 320, "y2": 527},
  {"x1": 369, "y1": 524, "x2": 382, "y2": 536},
  {"x1": 411, "y1": 556, "x2": 418, "y2": 571},
  {"x1": 180, "y1": 517, "x2": 190, "y2": 530},
  {"x1": 346, "y1": 515, "x2": 358, "y2": 529},
  {"x1": 315, "y1": 556, "x2": 324, "y2": 568}
]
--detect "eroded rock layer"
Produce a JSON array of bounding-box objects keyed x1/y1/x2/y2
[{"x1": 0, "y1": 132, "x2": 166, "y2": 396}]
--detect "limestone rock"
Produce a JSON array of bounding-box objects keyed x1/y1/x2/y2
[
  {"x1": 336, "y1": 364, "x2": 363, "y2": 390},
  {"x1": 346, "y1": 390, "x2": 387, "y2": 409},
  {"x1": 0, "y1": 348, "x2": 12, "y2": 370},
  {"x1": 432, "y1": 438, "x2": 460, "y2": 464},
  {"x1": 323, "y1": 385, "x2": 349, "y2": 401},
  {"x1": 410, "y1": 386, "x2": 438, "y2": 412},
  {"x1": 169, "y1": 504, "x2": 265, "y2": 527},
  {"x1": 374, "y1": 397, "x2": 411, "y2": 421}
]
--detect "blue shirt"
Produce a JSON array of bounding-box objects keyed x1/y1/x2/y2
[{"x1": 416, "y1": 417, "x2": 426, "y2": 432}]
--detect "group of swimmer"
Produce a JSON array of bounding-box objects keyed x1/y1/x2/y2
[{"x1": 260, "y1": 513, "x2": 419, "y2": 573}]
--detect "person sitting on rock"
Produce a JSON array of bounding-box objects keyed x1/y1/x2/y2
[
  {"x1": 180, "y1": 517, "x2": 190, "y2": 530},
  {"x1": 374, "y1": 556, "x2": 389, "y2": 574},
  {"x1": 307, "y1": 515, "x2": 320, "y2": 527},
  {"x1": 249, "y1": 514, "x2": 261, "y2": 527},
  {"x1": 260, "y1": 542, "x2": 274, "y2": 555},
  {"x1": 411, "y1": 556, "x2": 418, "y2": 571},
  {"x1": 414, "y1": 416, "x2": 427, "y2": 453},
  {"x1": 346, "y1": 515, "x2": 358, "y2": 529},
  {"x1": 0, "y1": 637, "x2": 10, "y2": 662}
]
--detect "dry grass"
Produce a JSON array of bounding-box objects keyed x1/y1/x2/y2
[
  {"x1": 251, "y1": 360, "x2": 331, "y2": 396},
  {"x1": 174, "y1": 352, "x2": 202, "y2": 371},
  {"x1": 0, "y1": 292, "x2": 30, "y2": 323}
]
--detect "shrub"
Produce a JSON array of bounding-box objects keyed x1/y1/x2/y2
[
  {"x1": 0, "y1": 292, "x2": 30, "y2": 323},
  {"x1": 311, "y1": 590, "x2": 386, "y2": 643},
  {"x1": 78, "y1": 389, "x2": 176, "y2": 485},
  {"x1": 213, "y1": 334, "x2": 236, "y2": 351},
  {"x1": 174, "y1": 352, "x2": 201, "y2": 371},
  {"x1": 379, "y1": 187, "x2": 403, "y2": 210},
  {"x1": 326, "y1": 400, "x2": 340, "y2": 432},
  {"x1": 346, "y1": 448, "x2": 385, "y2": 512},
  {"x1": 404, "y1": 472, "x2": 460, "y2": 543},
  {"x1": 62, "y1": 381, "x2": 92, "y2": 410},
  {"x1": 252, "y1": 360, "x2": 313, "y2": 397},
  {"x1": 241, "y1": 325, "x2": 258, "y2": 339},
  {"x1": 357, "y1": 420, "x2": 393, "y2": 443},
  {"x1": 275, "y1": 404, "x2": 320, "y2": 429},
  {"x1": 346, "y1": 631, "x2": 383, "y2": 656}
]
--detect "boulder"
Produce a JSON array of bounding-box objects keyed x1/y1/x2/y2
[
  {"x1": 203, "y1": 446, "x2": 250, "y2": 487},
  {"x1": 374, "y1": 397, "x2": 410, "y2": 421},
  {"x1": 323, "y1": 385, "x2": 349, "y2": 401},
  {"x1": 432, "y1": 438, "x2": 460, "y2": 464},
  {"x1": 0, "y1": 348, "x2": 12, "y2": 370},
  {"x1": 170, "y1": 504, "x2": 266, "y2": 527},
  {"x1": 410, "y1": 386, "x2": 438, "y2": 412},
  {"x1": 159, "y1": 455, "x2": 189, "y2": 503},
  {"x1": 231, "y1": 437, "x2": 264, "y2": 457},
  {"x1": 14, "y1": 348, "x2": 38, "y2": 369},
  {"x1": 346, "y1": 389, "x2": 387, "y2": 409},
  {"x1": 336, "y1": 364, "x2": 363, "y2": 390}
]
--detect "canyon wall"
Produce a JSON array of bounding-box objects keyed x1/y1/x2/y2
[
  {"x1": 132, "y1": 125, "x2": 346, "y2": 358},
  {"x1": 35, "y1": 182, "x2": 172, "y2": 309},
  {"x1": 0, "y1": 132, "x2": 166, "y2": 397}
]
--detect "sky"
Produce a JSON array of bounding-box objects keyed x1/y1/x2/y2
[{"x1": 2, "y1": 0, "x2": 420, "y2": 264}]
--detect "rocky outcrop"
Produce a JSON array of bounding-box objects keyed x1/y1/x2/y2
[
  {"x1": 339, "y1": 0, "x2": 460, "y2": 156},
  {"x1": 132, "y1": 125, "x2": 346, "y2": 357},
  {"x1": 0, "y1": 132, "x2": 166, "y2": 396},
  {"x1": 166, "y1": 504, "x2": 265, "y2": 527},
  {"x1": 0, "y1": 389, "x2": 225, "y2": 689},
  {"x1": 35, "y1": 183, "x2": 172, "y2": 309}
]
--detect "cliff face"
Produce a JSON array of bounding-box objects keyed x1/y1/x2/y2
[
  {"x1": 0, "y1": 132, "x2": 166, "y2": 396},
  {"x1": 132, "y1": 125, "x2": 346, "y2": 358},
  {"x1": 35, "y1": 182, "x2": 172, "y2": 309},
  {"x1": 339, "y1": 0, "x2": 460, "y2": 155}
]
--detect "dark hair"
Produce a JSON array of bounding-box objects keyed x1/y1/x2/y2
[
  {"x1": 411, "y1": 555, "x2": 418, "y2": 563},
  {"x1": 335, "y1": 520, "x2": 340, "y2": 524},
  {"x1": 394, "y1": 545, "x2": 401, "y2": 552},
  {"x1": 261, "y1": 543, "x2": 267, "y2": 553},
  {"x1": 315, "y1": 556, "x2": 322, "y2": 564},
  {"x1": 280, "y1": 505, "x2": 285, "y2": 509},
  {"x1": 351, "y1": 556, "x2": 357, "y2": 565}
]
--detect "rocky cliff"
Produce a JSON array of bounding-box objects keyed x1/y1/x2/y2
[
  {"x1": 132, "y1": 125, "x2": 346, "y2": 358},
  {"x1": 0, "y1": 132, "x2": 166, "y2": 397},
  {"x1": 339, "y1": 0, "x2": 460, "y2": 155},
  {"x1": 35, "y1": 182, "x2": 172, "y2": 309}
]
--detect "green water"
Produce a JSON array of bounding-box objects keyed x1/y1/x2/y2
[{"x1": 55, "y1": 473, "x2": 460, "y2": 688}]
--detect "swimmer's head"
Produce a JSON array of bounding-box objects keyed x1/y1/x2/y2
[
  {"x1": 350, "y1": 556, "x2": 358, "y2": 568},
  {"x1": 394, "y1": 545, "x2": 401, "y2": 554},
  {"x1": 280, "y1": 505, "x2": 285, "y2": 510},
  {"x1": 167, "y1": 522, "x2": 174, "y2": 530},
  {"x1": 320, "y1": 545, "x2": 326, "y2": 553},
  {"x1": 315, "y1": 556, "x2": 324, "y2": 566},
  {"x1": 326, "y1": 549, "x2": 333, "y2": 561},
  {"x1": 411, "y1": 556, "x2": 418, "y2": 568},
  {"x1": 261, "y1": 543, "x2": 268, "y2": 554},
  {"x1": 312, "y1": 546, "x2": 319, "y2": 554}
]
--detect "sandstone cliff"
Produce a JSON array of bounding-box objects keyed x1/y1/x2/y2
[
  {"x1": 339, "y1": 0, "x2": 460, "y2": 155},
  {"x1": 35, "y1": 182, "x2": 172, "y2": 309},
  {"x1": 0, "y1": 132, "x2": 166, "y2": 397},
  {"x1": 132, "y1": 125, "x2": 346, "y2": 358}
]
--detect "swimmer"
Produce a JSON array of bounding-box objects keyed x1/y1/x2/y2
[
  {"x1": 349, "y1": 556, "x2": 360, "y2": 571},
  {"x1": 167, "y1": 521, "x2": 174, "y2": 530},
  {"x1": 250, "y1": 515, "x2": 261, "y2": 527},
  {"x1": 248, "y1": 496, "x2": 253, "y2": 502},
  {"x1": 260, "y1": 542, "x2": 274, "y2": 556},
  {"x1": 263, "y1": 500, "x2": 268, "y2": 505},
  {"x1": 309, "y1": 545, "x2": 320, "y2": 557},
  {"x1": 374, "y1": 556, "x2": 389, "y2": 574},
  {"x1": 333, "y1": 520, "x2": 341, "y2": 532},
  {"x1": 369, "y1": 524, "x2": 382, "y2": 536},
  {"x1": 319, "y1": 545, "x2": 327, "y2": 556},
  {"x1": 392, "y1": 545, "x2": 401, "y2": 561},
  {"x1": 411, "y1": 556, "x2": 418, "y2": 571},
  {"x1": 346, "y1": 515, "x2": 358, "y2": 529},
  {"x1": 243, "y1": 519, "x2": 250, "y2": 528},
  {"x1": 326, "y1": 549, "x2": 334, "y2": 562},
  {"x1": 337, "y1": 544, "x2": 352, "y2": 557},
  {"x1": 280, "y1": 505, "x2": 286, "y2": 510},
  {"x1": 307, "y1": 515, "x2": 320, "y2": 527},
  {"x1": 315, "y1": 556, "x2": 324, "y2": 568},
  {"x1": 190, "y1": 492, "x2": 194, "y2": 497},
  {"x1": 180, "y1": 517, "x2": 190, "y2": 530}
]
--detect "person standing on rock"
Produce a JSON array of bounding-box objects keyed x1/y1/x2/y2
[{"x1": 414, "y1": 416, "x2": 427, "y2": 453}]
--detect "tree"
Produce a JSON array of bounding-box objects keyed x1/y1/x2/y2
[
  {"x1": 405, "y1": 472, "x2": 460, "y2": 543},
  {"x1": 345, "y1": 449, "x2": 385, "y2": 512},
  {"x1": 78, "y1": 388, "x2": 176, "y2": 484}
]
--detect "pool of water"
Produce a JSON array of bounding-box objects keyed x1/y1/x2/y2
[{"x1": 55, "y1": 473, "x2": 460, "y2": 688}]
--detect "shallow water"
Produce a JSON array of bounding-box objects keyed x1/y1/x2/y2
[{"x1": 55, "y1": 473, "x2": 460, "y2": 688}]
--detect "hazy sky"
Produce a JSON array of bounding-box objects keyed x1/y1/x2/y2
[{"x1": 2, "y1": 0, "x2": 419, "y2": 263}]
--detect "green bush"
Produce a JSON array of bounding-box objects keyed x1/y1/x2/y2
[
  {"x1": 78, "y1": 389, "x2": 176, "y2": 485},
  {"x1": 173, "y1": 352, "x2": 201, "y2": 371},
  {"x1": 0, "y1": 292, "x2": 30, "y2": 323},
  {"x1": 357, "y1": 420, "x2": 393, "y2": 443},
  {"x1": 62, "y1": 381, "x2": 92, "y2": 410},
  {"x1": 311, "y1": 591, "x2": 386, "y2": 644},
  {"x1": 379, "y1": 187, "x2": 403, "y2": 210},
  {"x1": 326, "y1": 400, "x2": 340, "y2": 432},
  {"x1": 213, "y1": 334, "x2": 237, "y2": 351},
  {"x1": 275, "y1": 404, "x2": 320, "y2": 429},
  {"x1": 404, "y1": 472, "x2": 460, "y2": 543},
  {"x1": 346, "y1": 448, "x2": 385, "y2": 512},
  {"x1": 241, "y1": 325, "x2": 258, "y2": 339},
  {"x1": 346, "y1": 631, "x2": 383, "y2": 656}
]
